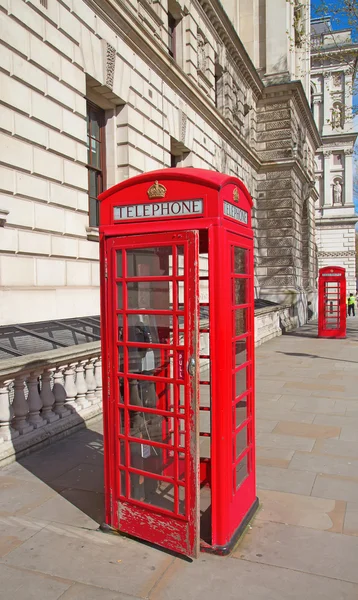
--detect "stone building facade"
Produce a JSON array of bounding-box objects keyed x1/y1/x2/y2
[
  {"x1": 0, "y1": 0, "x2": 319, "y2": 327},
  {"x1": 311, "y1": 17, "x2": 358, "y2": 293}
]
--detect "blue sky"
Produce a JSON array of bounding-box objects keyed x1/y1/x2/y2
[
  {"x1": 311, "y1": 0, "x2": 357, "y2": 37},
  {"x1": 311, "y1": 1, "x2": 358, "y2": 213}
]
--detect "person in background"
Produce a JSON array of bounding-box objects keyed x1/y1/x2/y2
[{"x1": 347, "y1": 292, "x2": 356, "y2": 317}]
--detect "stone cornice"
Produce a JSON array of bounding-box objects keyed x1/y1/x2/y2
[
  {"x1": 88, "y1": 0, "x2": 261, "y2": 169},
  {"x1": 260, "y1": 81, "x2": 321, "y2": 149},
  {"x1": 195, "y1": 0, "x2": 263, "y2": 97},
  {"x1": 316, "y1": 216, "x2": 358, "y2": 227}
]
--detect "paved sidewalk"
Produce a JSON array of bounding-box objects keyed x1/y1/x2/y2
[{"x1": 1, "y1": 319, "x2": 358, "y2": 598}]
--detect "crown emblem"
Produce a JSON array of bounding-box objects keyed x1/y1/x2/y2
[
  {"x1": 147, "y1": 181, "x2": 167, "y2": 199},
  {"x1": 233, "y1": 187, "x2": 239, "y2": 203}
]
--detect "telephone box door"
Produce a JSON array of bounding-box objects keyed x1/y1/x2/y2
[{"x1": 105, "y1": 231, "x2": 200, "y2": 557}]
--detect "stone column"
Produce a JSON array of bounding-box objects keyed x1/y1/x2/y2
[
  {"x1": 323, "y1": 150, "x2": 332, "y2": 206},
  {"x1": 313, "y1": 99, "x2": 321, "y2": 132},
  {"x1": 344, "y1": 149, "x2": 354, "y2": 206},
  {"x1": 322, "y1": 72, "x2": 331, "y2": 135},
  {"x1": 0, "y1": 381, "x2": 18, "y2": 441}
]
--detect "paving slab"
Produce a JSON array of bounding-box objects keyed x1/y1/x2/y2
[
  {"x1": 0, "y1": 515, "x2": 45, "y2": 558},
  {"x1": 0, "y1": 563, "x2": 71, "y2": 600},
  {"x1": 0, "y1": 475, "x2": 58, "y2": 517},
  {"x1": 2, "y1": 526, "x2": 174, "y2": 596},
  {"x1": 50, "y1": 463, "x2": 104, "y2": 493},
  {"x1": 289, "y1": 451, "x2": 358, "y2": 478},
  {"x1": 344, "y1": 502, "x2": 358, "y2": 536},
  {"x1": 312, "y1": 474, "x2": 358, "y2": 502},
  {"x1": 149, "y1": 553, "x2": 358, "y2": 600},
  {"x1": 236, "y1": 520, "x2": 358, "y2": 584},
  {"x1": 257, "y1": 465, "x2": 316, "y2": 495},
  {"x1": 256, "y1": 489, "x2": 345, "y2": 533},
  {"x1": 256, "y1": 432, "x2": 315, "y2": 452},
  {"x1": 59, "y1": 582, "x2": 140, "y2": 600},
  {"x1": 273, "y1": 421, "x2": 340, "y2": 439},
  {"x1": 314, "y1": 438, "x2": 358, "y2": 459},
  {"x1": 25, "y1": 489, "x2": 105, "y2": 529}
]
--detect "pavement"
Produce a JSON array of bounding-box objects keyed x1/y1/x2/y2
[{"x1": 1, "y1": 318, "x2": 358, "y2": 599}]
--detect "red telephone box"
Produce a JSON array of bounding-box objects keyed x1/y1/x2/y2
[
  {"x1": 318, "y1": 266, "x2": 346, "y2": 338},
  {"x1": 98, "y1": 168, "x2": 257, "y2": 558}
]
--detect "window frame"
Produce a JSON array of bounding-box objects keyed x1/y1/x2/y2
[{"x1": 87, "y1": 100, "x2": 106, "y2": 228}]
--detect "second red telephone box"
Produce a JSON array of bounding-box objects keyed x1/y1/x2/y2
[
  {"x1": 318, "y1": 266, "x2": 346, "y2": 338},
  {"x1": 98, "y1": 168, "x2": 257, "y2": 558}
]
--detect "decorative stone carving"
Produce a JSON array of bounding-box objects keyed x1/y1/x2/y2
[
  {"x1": 197, "y1": 31, "x2": 206, "y2": 72},
  {"x1": 332, "y1": 102, "x2": 343, "y2": 129},
  {"x1": 179, "y1": 110, "x2": 187, "y2": 144},
  {"x1": 344, "y1": 148, "x2": 354, "y2": 155},
  {"x1": 323, "y1": 150, "x2": 332, "y2": 157},
  {"x1": 332, "y1": 179, "x2": 343, "y2": 204},
  {"x1": 105, "y1": 43, "x2": 116, "y2": 90}
]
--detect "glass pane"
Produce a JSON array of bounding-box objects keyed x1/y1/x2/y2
[
  {"x1": 234, "y1": 278, "x2": 247, "y2": 305},
  {"x1": 235, "y1": 338, "x2": 247, "y2": 366},
  {"x1": 200, "y1": 305, "x2": 209, "y2": 330},
  {"x1": 120, "y1": 439, "x2": 126, "y2": 465},
  {"x1": 235, "y1": 309, "x2": 248, "y2": 336},
  {"x1": 117, "y1": 314, "x2": 123, "y2": 341},
  {"x1": 235, "y1": 396, "x2": 247, "y2": 427},
  {"x1": 236, "y1": 425, "x2": 247, "y2": 459},
  {"x1": 200, "y1": 332, "x2": 209, "y2": 356},
  {"x1": 177, "y1": 281, "x2": 184, "y2": 308},
  {"x1": 127, "y1": 247, "x2": 173, "y2": 277},
  {"x1": 129, "y1": 347, "x2": 173, "y2": 375},
  {"x1": 129, "y1": 440, "x2": 168, "y2": 477},
  {"x1": 236, "y1": 454, "x2": 248, "y2": 489},
  {"x1": 88, "y1": 169, "x2": 98, "y2": 198},
  {"x1": 89, "y1": 196, "x2": 99, "y2": 227},
  {"x1": 200, "y1": 410, "x2": 210, "y2": 434},
  {"x1": 234, "y1": 247, "x2": 247, "y2": 274},
  {"x1": 199, "y1": 358, "x2": 210, "y2": 382},
  {"x1": 177, "y1": 246, "x2": 184, "y2": 276},
  {"x1": 127, "y1": 314, "x2": 173, "y2": 345},
  {"x1": 235, "y1": 366, "x2": 247, "y2": 398},
  {"x1": 127, "y1": 281, "x2": 170, "y2": 310},
  {"x1": 89, "y1": 108, "x2": 100, "y2": 139},
  {"x1": 120, "y1": 469, "x2": 126, "y2": 497},
  {"x1": 199, "y1": 280, "x2": 209, "y2": 303},
  {"x1": 128, "y1": 404, "x2": 164, "y2": 440},
  {"x1": 199, "y1": 383, "x2": 210, "y2": 409},
  {"x1": 129, "y1": 475, "x2": 175, "y2": 511},
  {"x1": 116, "y1": 251, "x2": 122, "y2": 277},
  {"x1": 117, "y1": 283, "x2": 123, "y2": 309},
  {"x1": 178, "y1": 485, "x2": 185, "y2": 515},
  {"x1": 118, "y1": 407, "x2": 125, "y2": 433},
  {"x1": 118, "y1": 378, "x2": 125, "y2": 405},
  {"x1": 88, "y1": 137, "x2": 100, "y2": 168}
]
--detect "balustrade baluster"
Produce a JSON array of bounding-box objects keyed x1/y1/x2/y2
[
  {"x1": 12, "y1": 375, "x2": 33, "y2": 434},
  {"x1": 63, "y1": 363, "x2": 78, "y2": 411},
  {"x1": 53, "y1": 367, "x2": 71, "y2": 417},
  {"x1": 85, "y1": 359, "x2": 97, "y2": 404},
  {"x1": 94, "y1": 357, "x2": 102, "y2": 401},
  {"x1": 27, "y1": 372, "x2": 45, "y2": 428},
  {"x1": 75, "y1": 361, "x2": 89, "y2": 409},
  {"x1": 0, "y1": 380, "x2": 18, "y2": 441},
  {"x1": 40, "y1": 369, "x2": 59, "y2": 423}
]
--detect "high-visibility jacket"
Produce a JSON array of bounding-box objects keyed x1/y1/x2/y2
[{"x1": 347, "y1": 296, "x2": 356, "y2": 306}]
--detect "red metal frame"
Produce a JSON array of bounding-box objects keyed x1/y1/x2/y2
[
  {"x1": 98, "y1": 168, "x2": 257, "y2": 557},
  {"x1": 318, "y1": 266, "x2": 346, "y2": 339}
]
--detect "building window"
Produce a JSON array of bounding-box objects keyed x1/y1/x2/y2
[
  {"x1": 87, "y1": 102, "x2": 105, "y2": 227},
  {"x1": 168, "y1": 13, "x2": 177, "y2": 58}
]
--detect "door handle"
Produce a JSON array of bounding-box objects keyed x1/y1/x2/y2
[{"x1": 187, "y1": 355, "x2": 196, "y2": 376}]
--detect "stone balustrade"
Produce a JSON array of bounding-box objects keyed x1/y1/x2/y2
[{"x1": 0, "y1": 342, "x2": 102, "y2": 465}]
